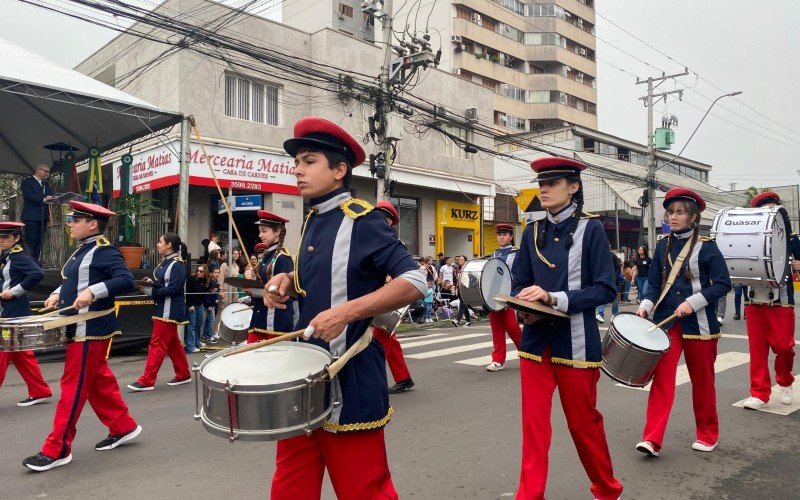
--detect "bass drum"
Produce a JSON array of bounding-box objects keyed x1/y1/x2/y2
[
  {"x1": 711, "y1": 206, "x2": 790, "y2": 288},
  {"x1": 459, "y1": 257, "x2": 512, "y2": 312}
]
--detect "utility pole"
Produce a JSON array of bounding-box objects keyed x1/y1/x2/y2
[
  {"x1": 376, "y1": 0, "x2": 393, "y2": 202},
  {"x1": 637, "y1": 68, "x2": 688, "y2": 250}
]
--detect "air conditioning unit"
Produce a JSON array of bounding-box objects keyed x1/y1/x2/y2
[
  {"x1": 578, "y1": 47, "x2": 587, "y2": 56},
  {"x1": 338, "y1": 13, "x2": 345, "y2": 19},
  {"x1": 471, "y1": 13, "x2": 482, "y2": 25},
  {"x1": 499, "y1": 115, "x2": 508, "y2": 126},
  {"x1": 565, "y1": 66, "x2": 572, "y2": 72},
  {"x1": 451, "y1": 67, "x2": 462, "y2": 75},
  {"x1": 465, "y1": 107, "x2": 479, "y2": 122},
  {"x1": 577, "y1": 71, "x2": 584, "y2": 78},
  {"x1": 451, "y1": 35, "x2": 462, "y2": 43}
]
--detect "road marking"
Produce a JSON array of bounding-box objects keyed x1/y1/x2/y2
[
  {"x1": 732, "y1": 380, "x2": 800, "y2": 415},
  {"x1": 615, "y1": 351, "x2": 750, "y2": 392},
  {"x1": 456, "y1": 351, "x2": 519, "y2": 366},
  {"x1": 397, "y1": 333, "x2": 446, "y2": 342},
  {"x1": 723, "y1": 334, "x2": 749, "y2": 340},
  {"x1": 399, "y1": 333, "x2": 488, "y2": 349},
  {"x1": 406, "y1": 340, "x2": 514, "y2": 359}
]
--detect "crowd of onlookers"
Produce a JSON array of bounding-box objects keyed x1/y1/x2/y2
[{"x1": 414, "y1": 254, "x2": 478, "y2": 326}]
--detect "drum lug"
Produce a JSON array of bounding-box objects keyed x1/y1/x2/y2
[
  {"x1": 192, "y1": 362, "x2": 200, "y2": 421},
  {"x1": 224, "y1": 380, "x2": 239, "y2": 444}
]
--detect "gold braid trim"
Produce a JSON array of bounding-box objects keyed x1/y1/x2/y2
[
  {"x1": 151, "y1": 316, "x2": 189, "y2": 325},
  {"x1": 292, "y1": 209, "x2": 316, "y2": 298},
  {"x1": 75, "y1": 330, "x2": 122, "y2": 341},
  {"x1": 747, "y1": 302, "x2": 794, "y2": 308},
  {"x1": 682, "y1": 333, "x2": 722, "y2": 340},
  {"x1": 551, "y1": 357, "x2": 603, "y2": 368},
  {"x1": 517, "y1": 351, "x2": 543, "y2": 362},
  {"x1": 532, "y1": 220, "x2": 556, "y2": 269},
  {"x1": 340, "y1": 198, "x2": 373, "y2": 219},
  {"x1": 248, "y1": 328, "x2": 287, "y2": 336},
  {"x1": 96, "y1": 237, "x2": 110, "y2": 247},
  {"x1": 10, "y1": 245, "x2": 23, "y2": 253},
  {"x1": 323, "y1": 407, "x2": 394, "y2": 432}
]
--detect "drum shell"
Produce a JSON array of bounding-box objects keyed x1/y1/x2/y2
[
  {"x1": 0, "y1": 322, "x2": 66, "y2": 352},
  {"x1": 459, "y1": 258, "x2": 511, "y2": 312},
  {"x1": 601, "y1": 320, "x2": 668, "y2": 388},
  {"x1": 217, "y1": 304, "x2": 252, "y2": 343},
  {"x1": 198, "y1": 344, "x2": 333, "y2": 441},
  {"x1": 371, "y1": 305, "x2": 410, "y2": 334}
]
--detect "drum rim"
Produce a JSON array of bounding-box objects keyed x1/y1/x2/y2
[
  {"x1": 600, "y1": 365, "x2": 650, "y2": 388},
  {"x1": 608, "y1": 312, "x2": 670, "y2": 353},
  {"x1": 199, "y1": 341, "x2": 332, "y2": 391},
  {"x1": 199, "y1": 403, "x2": 333, "y2": 442},
  {"x1": 478, "y1": 257, "x2": 511, "y2": 312}
]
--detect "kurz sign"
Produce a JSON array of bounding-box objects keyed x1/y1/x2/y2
[{"x1": 450, "y1": 208, "x2": 479, "y2": 221}]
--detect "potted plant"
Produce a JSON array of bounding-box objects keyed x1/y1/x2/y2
[{"x1": 113, "y1": 193, "x2": 158, "y2": 269}]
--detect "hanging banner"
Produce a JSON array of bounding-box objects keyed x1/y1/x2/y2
[{"x1": 113, "y1": 141, "x2": 300, "y2": 197}]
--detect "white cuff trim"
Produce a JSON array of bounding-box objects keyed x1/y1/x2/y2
[
  {"x1": 640, "y1": 299, "x2": 655, "y2": 317},
  {"x1": 399, "y1": 268, "x2": 427, "y2": 295},
  {"x1": 88, "y1": 283, "x2": 109, "y2": 299},
  {"x1": 686, "y1": 292, "x2": 709, "y2": 312},
  {"x1": 550, "y1": 291, "x2": 569, "y2": 313},
  {"x1": 9, "y1": 284, "x2": 25, "y2": 297}
]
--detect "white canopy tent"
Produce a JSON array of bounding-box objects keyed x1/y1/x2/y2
[{"x1": 0, "y1": 37, "x2": 182, "y2": 175}]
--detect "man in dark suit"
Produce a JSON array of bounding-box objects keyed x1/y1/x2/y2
[{"x1": 21, "y1": 164, "x2": 54, "y2": 261}]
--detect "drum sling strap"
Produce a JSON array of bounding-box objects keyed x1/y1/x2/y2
[{"x1": 652, "y1": 238, "x2": 693, "y2": 313}]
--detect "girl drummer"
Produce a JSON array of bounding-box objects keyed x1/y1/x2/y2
[
  {"x1": 244, "y1": 210, "x2": 295, "y2": 343},
  {"x1": 128, "y1": 233, "x2": 192, "y2": 391},
  {"x1": 0, "y1": 222, "x2": 51, "y2": 407},
  {"x1": 635, "y1": 188, "x2": 731, "y2": 456},
  {"x1": 511, "y1": 157, "x2": 623, "y2": 500}
]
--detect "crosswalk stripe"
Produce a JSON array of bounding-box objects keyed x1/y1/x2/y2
[
  {"x1": 406, "y1": 340, "x2": 514, "y2": 359},
  {"x1": 616, "y1": 351, "x2": 750, "y2": 392},
  {"x1": 399, "y1": 333, "x2": 488, "y2": 349},
  {"x1": 456, "y1": 351, "x2": 519, "y2": 366},
  {"x1": 732, "y1": 379, "x2": 800, "y2": 415},
  {"x1": 397, "y1": 333, "x2": 446, "y2": 343}
]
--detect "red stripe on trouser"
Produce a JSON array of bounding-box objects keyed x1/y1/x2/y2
[
  {"x1": 0, "y1": 350, "x2": 52, "y2": 399},
  {"x1": 247, "y1": 331, "x2": 281, "y2": 344},
  {"x1": 643, "y1": 323, "x2": 718, "y2": 449},
  {"x1": 745, "y1": 304, "x2": 796, "y2": 402},
  {"x1": 373, "y1": 327, "x2": 411, "y2": 383},
  {"x1": 489, "y1": 308, "x2": 522, "y2": 364},
  {"x1": 41, "y1": 339, "x2": 137, "y2": 458},
  {"x1": 271, "y1": 428, "x2": 398, "y2": 500},
  {"x1": 517, "y1": 352, "x2": 622, "y2": 500},
  {"x1": 137, "y1": 319, "x2": 190, "y2": 387}
]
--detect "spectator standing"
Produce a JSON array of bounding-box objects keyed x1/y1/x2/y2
[
  {"x1": 204, "y1": 267, "x2": 221, "y2": 342},
  {"x1": 185, "y1": 265, "x2": 209, "y2": 352},
  {"x1": 207, "y1": 234, "x2": 221, "y2": 254},
  {"x1": 622, "y1": 261, "x2": 634, "y2": 302},
  {"x1": 451, "y1": 255, "x2": 472, "y2": 327},
  {"x1": 421, "y1": 256, "x2": 438, "y2": 284},
  {"x1": 20, "y1": 164, "x2": 54, "y2": 261},
  {"x1": 207, "y1": 249, "x2": 223, "y2": 272},
  {"x1": 424, "y1": 280, "x2": 434, "y2": 322},
  {"x1": 439, "y1": 257, "x2": 454, "y2": 286},
  {"x1": 596, "y1": 250, "x2": 622, "y2": 323},
  {"x1": 633, "y1": 245, "x2": 651, "y2": 303}
]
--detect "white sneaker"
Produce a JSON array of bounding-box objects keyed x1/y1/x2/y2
[
  {"x1": 635, "y1": 441, "x2": 659, "y2": 457},
  {"x1": 779, "y1": 385, "x2": 794, "y2": 405},
  {"x1": 717, "y1": 316, "x2": 724, "y2": 326},
  {"x1": 595, "y1": 314, "x2": 604, "y2": 323},
  {"x1": 486, "y1": 362, "x2": 504, "y2": 372},
  {"x1": 691, "y1": 440, "x2": 717, "y2": 452},
  {"x1": 742, "y1": 396, "x2": 767, "y2": 410},
  {"x1": 211, "y1": 334, "x2": 221, "y2": 341}
]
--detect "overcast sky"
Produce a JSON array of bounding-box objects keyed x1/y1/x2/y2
[{"x1": 2, "y1": 0, "x2": 799, "y2": 191}]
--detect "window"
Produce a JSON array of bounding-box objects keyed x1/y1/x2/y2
[
  {"x1": 498, "y1": 23, "x2": 524, "y2": 43},
  {"x1": 224, "y1": 74, "x2": 279, "y2": 125},
  {"x1": 339, "y1": 3, "x2": 353, "y2": 18},
  {"x1": 497, "y1": 0, "x2": 525, "y2": 15},
  {"x1": 389, "y1": 197, "x2": 419, "y2": 255},
  {"x1": 524, "y1": 32, "x2": 565, "y2": 48},
  {"x1": 503, "y1": 85, "x2": 525, "y2": 102},
  {"x1": 497, "y1": 113, "x2": 526, "y2": 130},
  {"x1": 442, "y1": 124, "x2": 473, "y2": 160}
]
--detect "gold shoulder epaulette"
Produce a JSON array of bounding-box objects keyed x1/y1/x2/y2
[
  {"x1": 174, "y1": 256, "x2": 184, "y2": 262},
  {"x1": 511, "y1": 246, "x2": 519, "y2": 251},
  {"x1": 10, "y1": 245, "x2": 24, "y2": 253},
  {"x1": 340, "y1": 198, "x2": 373, "y2": 219},
  {"x1": 580, "y1": 211, "x2": 599, "y2": 219},
  {"x1": 699, "y1": 235, "x2": 714, "y2": 242},
  {"x1": 278, "y1": 247, "x2": 291, "y2": 257},
  {"x1": 96, "y1": 237, "x2": 111, "y2": 247}
]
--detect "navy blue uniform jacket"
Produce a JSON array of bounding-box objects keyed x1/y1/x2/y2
[
  {"x1": 0, "y1": 245, "x2": 43, "y2": 318},
  {"x1": 249, "y1": 245, "x2": 295, "y2": 335},
  {"x1": 148, "y1": 253, "x2": 188, "y2": 324}
]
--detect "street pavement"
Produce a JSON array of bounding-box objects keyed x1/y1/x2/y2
[{"x1": 3, "y1": 296, "x2": 800, "y2": 499}]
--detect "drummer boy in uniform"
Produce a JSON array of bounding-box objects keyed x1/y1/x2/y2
[
  {"x1": 264, "y1": 117, "x2": 426, "y2": 498},
  {"x1": 486, "y1": 223, "x2": 522, "y2": 372},
  {"x1": 23, "y1": 201, "x2": 140, "y2": 472}
]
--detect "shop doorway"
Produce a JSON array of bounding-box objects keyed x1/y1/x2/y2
[{"x1": 443, "y1": 227, "x2": 474, "y2": 259}]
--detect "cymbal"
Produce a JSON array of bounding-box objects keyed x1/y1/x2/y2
[
  {"x1": 494, "y1": 295, "x2": 569, "y2": 320},
  {"x1": 224, "y1": 277, "x2": 263, "y2": 289}
]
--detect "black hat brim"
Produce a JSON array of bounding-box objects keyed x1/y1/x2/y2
[{"x1": 283, "y1": 136, "x2": 356, "y2": 166}]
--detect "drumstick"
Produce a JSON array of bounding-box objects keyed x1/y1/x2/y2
[
  {"x1": 648, "y1": 313, "x2": 678, "y2": 332},
  {"x1": 39, "y1": 305, "x2": 78, "y2": 317},
  {"x1": 232, "y1": 305, "x2": 254, "y2": 313},
  {"x1": 222, "y1": 329, "x2": 305, "y2": 357}
]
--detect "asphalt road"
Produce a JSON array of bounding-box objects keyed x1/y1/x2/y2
[{"x1": 2, "y1": 296, "x2": 800, "y2": 499}]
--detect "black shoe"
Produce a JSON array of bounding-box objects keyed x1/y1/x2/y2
[
  {"x1": 126, "y1": 382, "x2": 154, "y2": 392},
  {"x1": 95, "y1": 425, "x2": 142, "y2": 451},
  {"x1": 733, "y1": 314, "x2": 740, "y2": 320},
  {"x1": 202, "y1": 337, "x2": 217, "y2": 344},
  {"x1": 23, "y1": 453, "x2": 72, "y2": 472},
  {"x1": 17, "y1": 396, "x2": 51, "y2": 407},
  {"x1": 463, "y1": 322, "x2": 471, "y2": 327},
  {"x1": 388, "y1": 378, "x2": 415, "y2": 394},
  {"x1": 166, "y1": 377, "x2": 191, "y2": 386},
  {"x1": 450, "y1": 320, "x2": 458, "y2": 327}
]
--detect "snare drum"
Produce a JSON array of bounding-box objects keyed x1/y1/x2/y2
[
  {"x1": 371, "y1": 305, "x2": 410, "y2": 335},
  {"x1": 0, "y1": 317, "x2": 66, "y2": 352},
  {"x1": 711, "y1": 206, "x2": 790, "y2": 288},
  {"x1": 601, "y1": 313, "x2": 670, "y2": 388},
  {"x1": 459, "y1": 257, "x2": 512, "y2": 312},
  {"x1": 194, "y1": 342, "x2": 333, "y2": 442},
  {"x1": 217, "y1": 303, "x2": 252, "y2": 344}
]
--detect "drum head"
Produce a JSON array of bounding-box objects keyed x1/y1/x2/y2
[
  {"x1": 203, "y1": 344, "x2": 330, "y2": 386},
  {"x1": 610, "y1": 313, "x2": 669, "y2": 352},
  {"x1": 480, "y1": 258, "x2": 512, "y2": 311},
  {"x1": 770, "y1": 207, "x2": 789, "y2": 286},
  {"x1": 220, "y1": 304, "x2": 252, "y2": 328}
]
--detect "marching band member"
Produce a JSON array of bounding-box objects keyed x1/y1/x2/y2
[
  {"x1": 636, "y1": 188, "x2": 731, "y2": 455},
  {"x1": 372, "y1": 201, "x2": 415, "y2": 394},
  {"x1": 264, "y1": 117, "x2": 425, "y2": 499},
  {"x1": 486, "y1": 223, "x2": 522, "y2": 372},
  {"x1": 511, "y1": 157, "x2": 622, "y2": 500},
  {"x1": 127, "y1": 233, "x2": 192, "y2": 392},
  {"x1": 741, "y1": 191, "x2": 799, "y2": 409},
  {"x1": 0, "y1": 222, "x2": 51, "y2": 407},
  {"x1": 245, "y1": 211, "x2": 295, "y2": 343},
  {"x1": 24, "y1": 201, "x2": 139, "y2": 472}
]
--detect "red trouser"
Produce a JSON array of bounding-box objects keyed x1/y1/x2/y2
[
  {"x1": 372, "y1": 326, "x2": 411, "y2": 383},
  {"x1": 42, "y1": 339, "x2": 138, "y2": 458},
  {"x1": 643, "y1": 323, "x2": 718, "y2": 450},
  {"x1": 489, "y1": 308, "x2": 522, "y2": 364},
  {"x1": 0, "y1": 350, "x2": 52, "y2": 399},
  {"x1": 137, "y1": 319, "x2": 190, "y2": 387},
  {"x1": 247, "y1": 331, "x2": 280, "y2": 343},
  {"x1": 745, "y1": 304, "x2": 796, "y2": 402},
  {"x1": 517, "y1": 352, "x2": 622, "y2": 500},
  {"x1": 271, "y1": 428, "x2": 398, "y2": 500}
]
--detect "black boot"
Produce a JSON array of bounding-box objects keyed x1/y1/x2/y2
[{"x1": 388, "y1": 377, "x2": 415, "y2": 394}]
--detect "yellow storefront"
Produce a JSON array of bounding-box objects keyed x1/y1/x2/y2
[{"x1": 436, "y1": 200, "x2": 481, "y2": 258}]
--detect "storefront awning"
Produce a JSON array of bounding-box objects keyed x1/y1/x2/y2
[{"x1": 0, "y1": 37, "x2": 181, "y2": 176}]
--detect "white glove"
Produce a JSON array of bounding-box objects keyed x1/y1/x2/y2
[{"x1": 303, "y1": 325, "x2": 315, "y2": 340}]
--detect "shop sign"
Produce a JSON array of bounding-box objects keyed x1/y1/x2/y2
[
  {"x1": 437, "y1": 200, "x2": 481, "y2": 229},
  {"x1": 217, "y1": 195, "x2": 262, "y2": 214},
  {"x1": 429, "y1": 234, "x2": 435, "y2": 246}
]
